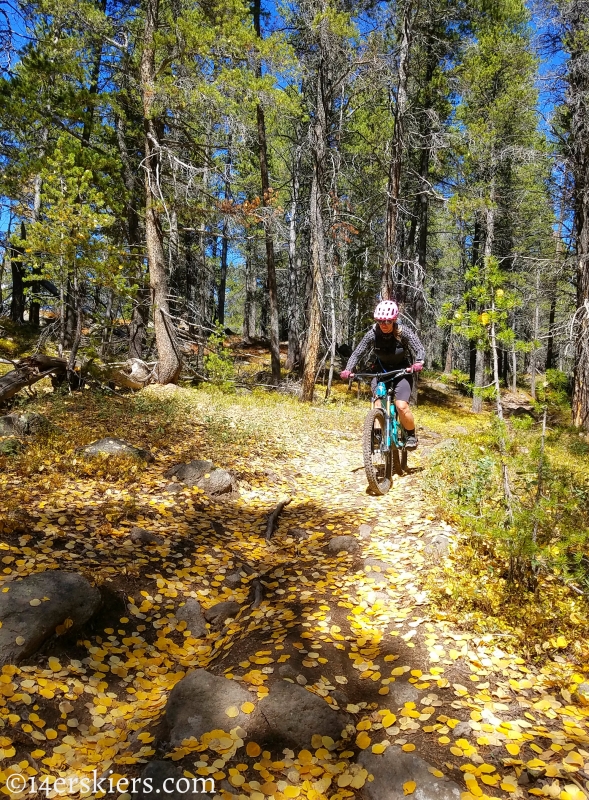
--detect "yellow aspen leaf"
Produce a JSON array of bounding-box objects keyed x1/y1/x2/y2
[
  {"x1": 438, "y1": 736, "x2": 450, "y2": 745},
  {"x1": 506, "y1": 743, "x2": 520, "y2": 756},
  {"x1": 246, "y1": 741, "x2": 261, "y2": 757},
  {"x1": 403, "y1": 781, "x2": 416, "y2": 795},
  {"x1": 402, "y1": 744, "x2": 416, "y2": 752},
  {"x1": 356, "y1": 719, "x2": 372, "y2": 731},
  {"x1": 356, "y1": 732, "x2": 371, "y2": 749},
  {"x1": 225, "y1": 706, "x2": 239, "y2": 718},
  {"x1": 298, "y1": 749, "x2": 313, "y2": 764},
  {"x1": 372, "y1": 743, "x2": 387, "y2": 754},
  {"x1": 428, "y1": 768, "x2": 445, "y2": 778},
  {"x1": 382, "y1": 713, "x2": 397, "y2": 727},
  {"x1": 15, "y1": 636, "x2": 25, "y2": 645},
  {"x1": 284, "y1": 788, "x2": 300, "y2": 798},
  {"x1": 564, "y1": 752, "x2": 584, "y2": 766},
  {"x1": 351, "y1": 771, "x2": 368, "y2": 789}
]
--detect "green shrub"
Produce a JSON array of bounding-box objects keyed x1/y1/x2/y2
[{"x1": 204, "y1": 326, "x2": 235, "y2": 390}]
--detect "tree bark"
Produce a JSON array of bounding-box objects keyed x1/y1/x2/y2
[
  {"x1": 115, "y1": 98, "x2": 149, "y2": 360},
  {"x1": 253, "y1": 0, "x2": 281, "y2": 384},
  {"x1": 28, "y1": 154, "x2": 46, "y2": 328},
  {"x1": 243, "y1": 238, "x2": 257, "y2": 343},
  {"x1": 301, "y1": 42, "x2": 328, "y2": 402},
  {"x1": 382, "y1": 0, "x2": 413, "y2": 301},
  {"x1": 568, "y1": 1, "x2": 589, "y2": 429},
  {"x1": 473, "y1": 179, "x2": 495, "y2": 413},
  {"x1": 10, "y1": 223, "x2": 26, "y2": 323},
  {"x1": 286, "y1": 146, "x2": 302, "y2": 371},
  {"x1": 0, "y1": 356, "x2": 68, "y2": 403},
  {"x1": 140, "y1": 0, "x2": 181, "y2": 384}
]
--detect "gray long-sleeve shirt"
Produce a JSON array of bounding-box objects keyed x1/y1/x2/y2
[{"x1": 345, "y1": 325, "x2": 425, "y2": 373}]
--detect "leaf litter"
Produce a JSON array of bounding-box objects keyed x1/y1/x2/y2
[{"x1": 0, "y1": 384, "x2": 587, "y2": 799}]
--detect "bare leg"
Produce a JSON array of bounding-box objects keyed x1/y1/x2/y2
[{"x1": 395, "y1": 399, "x2": 415, "y2": 430}]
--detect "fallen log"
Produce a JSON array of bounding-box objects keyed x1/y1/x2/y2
[
  {"x1": 87, "y1": 358, "x2": 154, "y2": 390},
  {"x1": 0, "y1": 356, "x2": 67, "y2": 403}
]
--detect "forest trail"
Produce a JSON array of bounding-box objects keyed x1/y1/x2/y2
[{"x1": 0, "y1": 384, "x2": 588, "y2": 799}]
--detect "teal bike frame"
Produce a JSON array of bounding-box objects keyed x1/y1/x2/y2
[{"x1": 355, "y1": 367, "x2": 410, "y2": 452}]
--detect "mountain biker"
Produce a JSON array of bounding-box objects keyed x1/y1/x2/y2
[{"x1": 340, "y1": 301, "x2": 425, "y2": 450}]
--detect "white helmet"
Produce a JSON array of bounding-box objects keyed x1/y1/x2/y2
[{"x1": 374, "y1": 300, "x2": 399, "y2": 322}]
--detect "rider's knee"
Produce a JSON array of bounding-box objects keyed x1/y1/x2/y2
[{"x1": 395, "y1": 400, "x2": 409, "y2": 412}]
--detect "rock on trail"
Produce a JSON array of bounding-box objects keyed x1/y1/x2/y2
[
  {"x1": 80, "y1": 437, "x2": 153, "y2": 461},
  {"x1": 164, "y1": 459, "x2": 236, "y2": 496},
  {"x1": 258, "y1": 680, "x2": 350, "y2": 748},
  {"x1": 165, "y1": 669, "x2": 256, "y2": 746},
  {"x1": 0, "y1": 571, "x2": 101, "y2": 665},
  {"x1": 359, "y1": 749, "x2": 462, "y2": 800}
]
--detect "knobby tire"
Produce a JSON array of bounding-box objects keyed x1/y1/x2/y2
[{"x1": 363, "y1": 408, "x2": 392, "y2": 495}]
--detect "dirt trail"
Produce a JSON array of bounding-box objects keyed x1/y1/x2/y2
[{"x1": 1, "y1": 389, "x2": 588, "y2": 800}]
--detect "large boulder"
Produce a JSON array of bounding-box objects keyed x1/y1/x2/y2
[
  {"x1": 80, "y1": 437, "x2": 153, "y2": 461},
  {"x1": 359, "y1": 749, "x2": 461, "y2": 800},
  {"x1": 164, "y1": 460, "x2": 235, "y2": 496},
  {"x1": 165, "y1": 669, "x2": 254, "y2": 746},
  {"x1": 0, "y1": 412, "x2": 52, "y2": 436},
  {"x1": 0, "y1": 571, "x2": 101, "y2": 665},
  {"x1": 258, "y1": 681, "x2": 350, "y2": 748}
]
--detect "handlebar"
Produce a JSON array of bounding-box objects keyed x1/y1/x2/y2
[{"x1": 351, "y1": 367, "x2": 412, "y2": 380}]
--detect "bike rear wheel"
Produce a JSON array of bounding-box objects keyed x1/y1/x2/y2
[{"x1": 363, "y1": 408, "x2": 392, "y2": 495}]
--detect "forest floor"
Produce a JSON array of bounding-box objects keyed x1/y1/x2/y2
[{"x1": 0, "y1": 341, "x2": 588, "y2": 800}]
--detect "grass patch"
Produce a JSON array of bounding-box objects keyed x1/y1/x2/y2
[{"x1": 423, "y1": 407, "x2": 589, "y2": 658}]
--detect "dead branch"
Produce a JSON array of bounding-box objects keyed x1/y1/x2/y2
[
  {"x1": 0, "y1": 355, "x2": 67, "y2": 404},
  {"x1": 265, "y1": 497, "x2": 292, "y2": 541}
]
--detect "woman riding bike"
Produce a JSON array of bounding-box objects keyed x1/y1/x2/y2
[{"x1": 340, "y1": 301, "x2": 425, "y2": 450}]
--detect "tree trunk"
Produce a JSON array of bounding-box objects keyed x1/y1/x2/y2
[
  {"x1": 545, "y1": 288, "x2": 557, "y2": 371},
  {"x1": 473, "y1": 178, "x2": 495, "y2": 413},
  {"x1": 28, "y1": 159, "x2": 45, "y2": 328},
  {"x1": 253, "y1": 0, "x2": 281, "y2": 384},
  {"x1": 568, "y1": 1, "x2": 589, "y2": 429},
  {"x1": 243, "y1": 238, "x2": 257, "y2": 343},
  {"x1": 382, "y1": 0, "x2": 413, "y2": 300},
  {"x1": 286, "y1": 146, "x2": 301, "y2": 371},
  {"x1": 10, "y1": 223, "x2": 26, "y2": 323},
  {"x1": 468, "y1": 219, "x2": 481, "y2": 383},
  {"x1": 301, "y1": 44, "x2": 328, "y2": 402},
  {"x1": 530, "y1": 267, "x2": 540, "y2": 400},
  {"x1": 512, "y1": 348, "x2": 517, "y2": 393},
  {"x1": 444, "y1": 333, "x2": 453, "y2": 374},
  {"x1": 67, "y1": 278, "x2": 84, "y2": 383},
  {"x1": 140, "y1": 0, "x2": 181, "y2": 384}
]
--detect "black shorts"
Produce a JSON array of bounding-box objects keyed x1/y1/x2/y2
[{"x1": 371, "y1": 374, "x2": 413, "y2": 403}]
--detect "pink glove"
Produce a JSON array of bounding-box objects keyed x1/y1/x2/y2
[
  {"x1": 410, "y1": 362, "x2": 424, "y2": 372},
  {"x1": 340, "y1": 370, "x2": 352, "y2": 380}
]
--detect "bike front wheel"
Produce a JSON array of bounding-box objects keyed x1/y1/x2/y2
[{"x1": 362, "y1": 408, "x2": 392, "y2": 495}]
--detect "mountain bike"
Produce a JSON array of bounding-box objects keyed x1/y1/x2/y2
[{"x1": 352, "y1": 367, "x2": 412, "y2": 495}]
